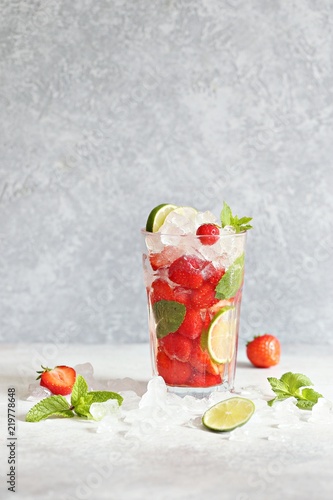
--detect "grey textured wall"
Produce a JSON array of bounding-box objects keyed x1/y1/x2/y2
[{"x1": 1, "y1": 0, "x2": 332, "y2": 346}]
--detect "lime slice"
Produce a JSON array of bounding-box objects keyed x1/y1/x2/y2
[
  {"x1": 145, "y1": 204, "x2": 178, "y2": 232},
  {"x1": 202, "y1": 397, "x2": 255, "y2": 432},
  {"x1": 207, "y1": 306, "x2": 237, "y2": 364}
]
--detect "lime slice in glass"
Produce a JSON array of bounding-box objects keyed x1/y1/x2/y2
[
  {"x1": 145, "y1": 204, "x2": 178, "y2": 232},
  {"x1": 202, "y1": 397, "x2": 255, "y2": 432},
  {"x1": 207, "y1": 306, "x2": 237, "y2": 364}
]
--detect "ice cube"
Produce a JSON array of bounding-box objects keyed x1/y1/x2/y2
[
  {"x1": 90, "y1": 399, "x2": 120, "y2": 421},
  {"x1": 139, "y1": 376, "x2": 167, "y2": 408},
  {"x1": 119, "y1": 390, "x2": 141, "y2": 411},
  {"x1": 308, "y1": 398, "x2": 333, "y2": 424},
  {"x1": 74, "y1": 362, "x2": 94, "y2": 378},
  {"x1": 26, "y1": 383, "x2": 51, "y2": 401}
]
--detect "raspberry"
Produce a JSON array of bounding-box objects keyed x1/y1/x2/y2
[
  {"x1": 150, "y1": 279, "x2": 174, "y2": 304},
  {"x1": 156, "y1": 350, "x2": 192, "y2": 385},
  {"x1": 190, "y1": 371, "x2": 222, "y2": 387},
  {"x1": 191, "y1": 282, "x2": 219, "y2": 309},
  {"x1": 177, "y1": 309, "x2": 203, "y2": 339},
  {"x1": 168, "y1": 255, "x2": 205, "y2": 289},
  {"x1": 196, "y1": 224, "x2": 220, "y2": 245},
  {"x1": 190, "y1": 341, "x2": 220, "y2": 375},
  {"x1": 159, "y1": 333, "x2": 192, "y2": 362}
]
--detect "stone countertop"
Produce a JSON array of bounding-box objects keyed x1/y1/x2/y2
[{"x1": 1, "y1": 343, "x2": 333, "y2": 500}]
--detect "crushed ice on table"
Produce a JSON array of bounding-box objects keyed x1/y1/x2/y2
[
  {"x1": 308, "y1": 398, "x2": 333, "y2": 424},
  {"x1": 74, "y1": 364, "x2": 332, "y2": 439},
  {"x1": 26, "y1": 383, "x2": 51, "y2": 401}
]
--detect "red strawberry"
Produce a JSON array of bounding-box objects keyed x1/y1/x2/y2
[
  {"x1": 190, "y1": 341, "x2": 220, "y2": 375},
  {"x1": 191, "y1": 282, "x2": 219, "y2": 309},
  {"x1": 190, "y1": 370, "x2": 222, "y2": 388},
  {"x1": 196, "y1": 223, "x2": 220, "y2": 245},
  {"x1": 150, "y1": 279, "x2": 174, "y2": 304},
  {"x1": 171, "y1": 286, "x2": 192, "y2": 307},
  {"x1": 149, "y1": 246, "x2": 182, "y2": 270},
  {"x1": 168, "y1": 255, "x2": 205, "y2": 289},
  {"x1": 156, "y1": 350, "x2": 192, "y2": 385},
  {"x1": 246, "y1": 334, "x2": 281, "y2": 368},
  {"x1": 159, "y1": 333, "x2": 192, "y2": 362},
  {"x1": 203, "y1": 263, "x2": 225, "y2": 287},
  {"x1": 177, "y1": 308, "x2": 203, "y2": 339},
  {"x1": 37, "y1": 365, "x2": 76, "y2": 395}
]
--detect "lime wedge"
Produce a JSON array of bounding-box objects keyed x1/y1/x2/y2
[
  {"x1": 207, "y1": 306, "x2": 237, "y2": 364},
  {"x1": 145, "y1": 204, "x2": 178, "y2": 232},
  {"x1": 202, "y1": 397, "x2": 255, "y2": 432}
]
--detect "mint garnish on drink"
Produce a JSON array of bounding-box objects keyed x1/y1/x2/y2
[
  {"x1": 152, "y1": 300, "x2": 186, "y2": 338},
  {"x1": 221, "y1": 202, "x2": 253, "y2": 233},
  {"x1": 215, "y1": 253, "x2": 244, "y2": 299},
  {"x1": 26, "y1": 375, "x2": 123, "y2": 422},
  {"x1": 267, "y1": 372, "x2": 323, "y2": 410}
]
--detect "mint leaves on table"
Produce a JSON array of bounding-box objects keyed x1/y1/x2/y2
[
  {"x1": 220, "y1": 201, "x2": 253, "y2": 233},
  {"x1": 26, "y1": 375, "x2": 123, "y2": 422},
  {"x1": 215, "y1": 253, "x2": 244, "y2": 299},
  {"x1": 152, "y1": 300, "x2": 186, "y2": 339},
  {"x1": 267, "y1": 372, "x2": 323, "y2": 410}
]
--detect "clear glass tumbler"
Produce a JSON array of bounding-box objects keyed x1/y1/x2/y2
[{"x1": 141, "y1": 229, "x2": 247, "y2": 396}]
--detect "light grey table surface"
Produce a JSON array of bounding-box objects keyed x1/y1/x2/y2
[{"x1": 1, "y1": 343, "x2": 333, "y2": 500}]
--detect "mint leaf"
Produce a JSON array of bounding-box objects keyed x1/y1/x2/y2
[
  {"x1": 267, "y1": 372, "x2": 323, "y2": 410},
  {"x1": 75, "y1": 391, "x2": 123, "y2": 419},
  {"x1": 71, "y1": 375, "x2": 88, "y2": 407},
  {"x1": 215, "y1": 253, "x2": 244, "y2": 299},
  {"x1": 221, "y1": 202, "x2": 232, "y2": 227},
  {"x1": 220, "y1": 202, "x2": 253, "y2": 233},
  {"x1": 152, "y1": 300, "x2": 186, "y2": 339},
  {"x1": 26, "y1": 396, "x2": 74, "y2": 422},
  {"x1": 87, "y1": 391, "x2": 123, "y2": 406},
  {"x1": 280, "y1": 372, "x2": 313, "y2": 394}
]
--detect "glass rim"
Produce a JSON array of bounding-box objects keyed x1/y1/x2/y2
[{"x1": 140, "y1": 228, "x2": 247, "y2": 238}]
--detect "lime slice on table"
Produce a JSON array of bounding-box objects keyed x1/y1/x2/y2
[
  {"x1": 207, "y1": 306, "x2": 237, "y2": 364},
  {"x1": 145, "y1": 204, "x2": 178, "y2": 232},
  {"x1": 202, "y1": 397, "x2": 255, "y2": 432}
]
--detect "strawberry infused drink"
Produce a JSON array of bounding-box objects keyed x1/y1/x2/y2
[{"x1": 142, "y1": 203, "x2": 252, "y2": 395}]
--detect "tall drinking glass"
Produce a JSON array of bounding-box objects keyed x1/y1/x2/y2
[{"x1": 141, "y1": 229, "x2": 247, "y2": 396}]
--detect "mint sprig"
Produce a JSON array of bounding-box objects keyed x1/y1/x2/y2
[
  {"x1": 267, "y1": 372, "x2": 323, "y2": 410},
  {"x1": 220, "y1": 202, "x2": 253, "y2": 233},
  {"x1": 26, "y1": 375, "x2": 123, "y2": 422}
]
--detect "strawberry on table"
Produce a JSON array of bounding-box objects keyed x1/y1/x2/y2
[
  {"x1": 246, "y1": 334, "x2": 281, "y2": 368},
  {"x1": 37, "y1": 365, "x2": 76, "y2": 395}
]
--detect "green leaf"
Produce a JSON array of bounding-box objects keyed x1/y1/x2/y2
[
  {"x1": 152, "y1": 300, "x2": 186, "y2": 339},
  {"x1": 74, "y1": 391, "x2": 123, "y2": 419},
  {"x1": 267, "y1": 377, "x2": 290, "y2": 394},
  {"x1": 26, "y1": 396, "x2": 74, "y2": 422},
  {"x1": 74, "y1": 395, "x2": 94, "y2": 418},
  {"x1": 87, "y1": 391, "x2": 123, "y2": 406},
  {"x1": 220, "y1": 201, "x2": 232, "y2": 227},
  {"x1": 215, "y1": 253, "x2": 244, "y2": 299},
  {"x1": 220, "y1": 202, "x2": 253, "y2": 233},
  {"x1": 71, "y1": 374, "x2": 88, "y2": 407},
  {"x1": 300, "y1": 388, "x2": 322, "y2": 403},
  {"x1": 267, "y1": 372, "x2": 324, "y2": 411}
]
